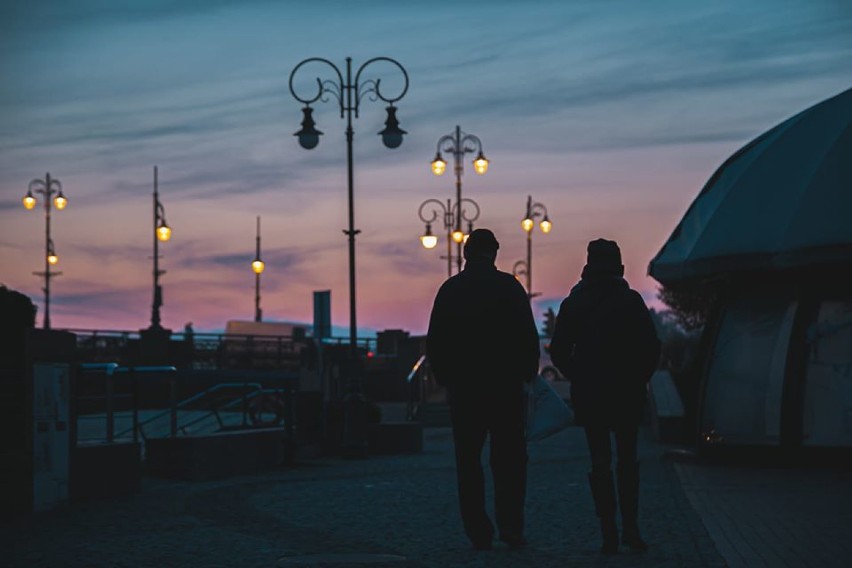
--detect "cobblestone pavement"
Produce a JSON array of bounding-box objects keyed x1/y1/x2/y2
[
  {"x1": 5, "y1": 423, "x2": 844, "y2": 568},
  {"x1": 4, "y1": 425, "x2": 720, "y2": 567},
  {"x1": 675, "y1": 460, "x2": 852, "y2": 568}
]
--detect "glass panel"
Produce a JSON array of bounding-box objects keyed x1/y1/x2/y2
[
  {"x1": 802, "y1": 301, "x2": 852, "y2": 447},
  {"x1": 701, "y1": 297, "x2": 796, "y2": 446}
]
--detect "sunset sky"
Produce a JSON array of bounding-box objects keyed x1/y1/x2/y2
[{"x1": 1, "y1": 0, "x2": 851, "y2": 337}]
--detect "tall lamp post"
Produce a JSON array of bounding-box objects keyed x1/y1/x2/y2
[
  {"x1": 430, "y1": 126, "x2": 489, "y2": 274},
  {"x1": 513, "y1": 195, "x2": 552, "y2": 300},
  {"x1": 289, "y1": 56, "x2": 409, "y2": 457},
  {"x1": 289, "y1": 56, "x2": 409, "y2": 359},
  {"x1": 251, "y1": 216, "x2": 265, "y2": 322},
  {"x1": 149, "y1": 165, "x2": 172, "y2": 331},
  {"x1": 22, "y1": 173, "x2": 68, "y2": 329},
  {"x1": 417, "y1": 197, "x2": 480, "y2": 277}
]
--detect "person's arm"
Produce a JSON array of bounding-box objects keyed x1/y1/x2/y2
[
  {"x1": 426, "y1": 286, "x2": 449, "y2": 387},
  {"x1": 549, "y1": 297, "x2": 577, "y2": 379},
  {"x1": 516, "y1": 282, "x2": 541, "y2": 382}
]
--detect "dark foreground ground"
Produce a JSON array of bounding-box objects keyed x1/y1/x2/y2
[{"x1": 4, "y1": 424, "x2": 852, "y2": 567}]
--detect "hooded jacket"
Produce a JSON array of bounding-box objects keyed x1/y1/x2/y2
[{"x1": 549, "y1": 274, "x2": 660, "y2": 427}]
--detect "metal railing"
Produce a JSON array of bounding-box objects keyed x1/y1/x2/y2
[
  {"x1": 76, "y1": 363, "x2": 296, "y2": 445},
  {"x1": 67, "y1": 328, "x2": 376, "y2": 371},
  {"x1": 77, "y1": 363, "x2": 177, "y2": 444}
]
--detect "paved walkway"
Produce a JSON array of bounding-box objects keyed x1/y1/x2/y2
[
  {"x1": 3, "y1": 424, "x2": 850, "y2": 567},
  {"x1": 675, "y1": 460, "x2": 852, "y2": 567}
]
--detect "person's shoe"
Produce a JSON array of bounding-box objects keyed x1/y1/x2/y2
[
  {"x1": 600, "y1": 536, "x2": 619, "y2": 555},
  {"x1": 499, "y1": 534, "x2": 528, "y2": 549},
  {"x1": 622, "y1": 525, "x2": 648, "y2": 552}
]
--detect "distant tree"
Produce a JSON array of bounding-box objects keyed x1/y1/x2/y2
[
  {"x1": 657, "y1": 283, "x2": 716, "y2": 332},
  {"x1": 0, "y1": 285, "x2": 37, "y2": 370}
]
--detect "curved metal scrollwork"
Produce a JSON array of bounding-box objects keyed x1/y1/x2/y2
[{"x1": 289, "y1": 56, "x2": 409, "y2": 118}]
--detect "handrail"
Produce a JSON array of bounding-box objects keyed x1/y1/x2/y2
[
  {"x1": 77, "y1": 364, "x2": 176, "y2": 444},
  {"x1": 176, "y1": 387, "x2": 288, "y2": 434},
  {"x1": 406, "y1": 355, "x2": 429, "y2": 421},
  {"x1": 114, "y1": 381, "x2": 263, "y2": 439},
  {"x1": 406, "y1": 354, "x2": 427, "y2": 383}
]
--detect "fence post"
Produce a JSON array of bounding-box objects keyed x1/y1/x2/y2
[
  {"x1": 105, "y1": 367, "x2": 114, "y2": 443},
  {"x1": 170, "y1": 373, "x2": 178, "y2": 438},
  {"x1": 242, "y1": 378, "x2": 248, "y2": 427},
  {"x1": 131, "y1": 367, "x2": 139, "y2": 443}
]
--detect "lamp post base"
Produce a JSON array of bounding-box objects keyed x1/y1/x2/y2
[
  {"x1": 340, "y1": 357, "x2": 369, "y2": 459},
  {"x1": 138, "y1": 326, "x2": 173, "y2": 366},
  {"x1": 341, "y1": 391, "x2": 369, "y2": 459}
]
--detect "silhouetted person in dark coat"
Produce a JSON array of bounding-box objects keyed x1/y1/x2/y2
[
  {"x1": 549, "y1": 239, "x2": 660, "y2": 554},
  {"x1": 426, "y1": 229, "x2": 540, "y2": 550}
]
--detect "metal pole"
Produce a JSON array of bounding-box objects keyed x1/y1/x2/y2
[
  {"x1": 170, "y1": 374, "x2": 178, "y2": 438},
  {"x1": 344, "y1": 57, "x2": 358, "y2": 361},
  {"x1": 255, "y1": 216, "x2": 262, "y2": 322},
  {"x1": 446, "y1": 199, "x2": 453, "y2": 277},
  {"x1": 151, "y1": 166, "x2": 161, "y2": 329},
  {"x1": 132, "y1": 367, "x2": 139, "y2": 444},
  {"x1": 454, "y1": 125, "x2": 463, "y2": 274},
  {"x1": 43, "y1": 173, "x2": 53, "y2": 329},
  {"x1": 105, "y1": 369, "x2": 114, "y2": 443},
  {"x1": 527, "y1": 225, "x2": 533, "y2": 300}
]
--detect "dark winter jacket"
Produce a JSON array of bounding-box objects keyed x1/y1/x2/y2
[
  {"x1": 549, "y1": 275, "x2": 660, "y2": 427},
  {"x1": 426, "y1": 258, "x2": 540, "y2": 404}
]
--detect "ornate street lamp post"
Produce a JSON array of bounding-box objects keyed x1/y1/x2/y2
[
  {"x1": 22, "y1": 173, "x2": 68, "y2": 329},
  {"x1": 430, "y1": 126, "x2": 489, "y2": 274},
  {"x1": 289, "y1": 56, "x2": 409, "y2": 457},
  {"x1": 251, "y1": 216, "x2": 265, "y2": 322},
  {"x1": 149, "y1": 165, "x2": 172, "y2": 331},
  {"x1": 417, "y1": 197, "x2": 480, "y2": 277},
  {"x1": 513, "y1": 195, "x2": 552, "y2": 300}
]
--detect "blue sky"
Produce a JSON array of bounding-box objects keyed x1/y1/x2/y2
[{"x1": 1, "y1": 0, "x2": 851, "y2": 335}]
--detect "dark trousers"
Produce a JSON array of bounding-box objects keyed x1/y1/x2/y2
[
  {"x1": 449, "y1": 393, "x2": 527, "y2": 543},
  {"x1": 583, "y1": 423, "x2": 639, "y2": 473}
]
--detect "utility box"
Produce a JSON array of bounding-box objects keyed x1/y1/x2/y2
[{"x1": 32, "y1": 362, "x2": 71, "y2": 512}]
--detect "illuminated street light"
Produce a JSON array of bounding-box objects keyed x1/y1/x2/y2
[
  {"x1": 429, "y1": 125, "x2": 489, "y2": 274},
  {"x1": 21, "y1": 173, "x2": 67, "y2": 329},
  {"x1": 515, "y1": 195, "x2": 552, "y2": 300},
  {"x1": 418, "y1": 197, "x2": 480, "y2": 277},
  {"x1": 149, "y1": 166, "x2": 171, "y2": 331},
  {"x1": 252, "y1": 216, "x2": 265, "y2": 322},
  {"x1": 420, "y1": 223, "x2": 438, "y2": 249}
]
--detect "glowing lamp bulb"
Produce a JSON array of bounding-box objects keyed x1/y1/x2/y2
[
  {"x1": 53, "y1": 193, "x2": 68, "y2": 210},
  {"x1": 421, "y1": 234, "x2": 438, "y2": 249},
  {"x1": 23, "y1": 193, "x2": 36, "y2": 210},
  {"x1": 521, "y1": 217, "x2": 534, "y2": 233},
  {"x1": 47, "y1": 253, "x2": 59, "y2": 265},
  {"x1": 252, "y1": 259, "x2": 265, "y2": 274},
  {"x1": 451, "y1": 229, "x2": 465, "y2": 243},
  {"x1": 540, "y1": 217, "x2": 552, "y2": 234},
  {"x1": 431, "y1": 155, "x2": 447, "y2": 176},
  {"x1": 157, "y1": 224, "x2": 172, "y2": 242},
  {"x1": 473, "y1": 153, "x2": 489, "y2": 175}
]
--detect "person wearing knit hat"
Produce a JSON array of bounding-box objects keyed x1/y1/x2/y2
[
  {"x1": 427, "y1": 228, "x2": 540, "y2": 550},
  {"x1": 582, "y1": 238, "x2": 623, "y2": 278},
  {"x1": 549, "y1": 238, "x2": 660, "y2": 554}
]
